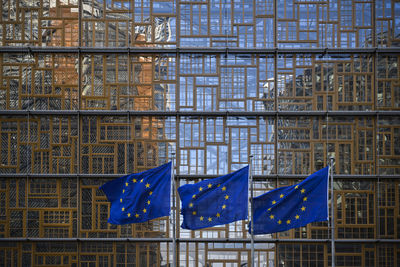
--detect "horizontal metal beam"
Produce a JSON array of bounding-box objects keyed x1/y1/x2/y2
[
  {"x1": 0, "y1": 110, "x2": 399, "y2": 117},
  {"x1": 186, "y1": 174, "x2": 400, "y2": 180},
  {"x1": 0, "y1": 46, "x2": 399, "y2": 54},
  {"x1": 1, "y1": 238, "x2": 399, "y2": 243},
  {"x1": 0, "y1": 173, "x2": 398, "y2": 180}
]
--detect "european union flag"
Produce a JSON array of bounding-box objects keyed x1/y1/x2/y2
[
  {"x1": 100, "y1": 162, "x2": 171, "y2": 225},
  {"x1": 178, "y1": 166, "x2": 249, "y2": 230},
  {"x1": 250, "y1": 167, "x2": 329, "y2": 235}
]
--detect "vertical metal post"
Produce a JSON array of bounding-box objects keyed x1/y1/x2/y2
[
  {"x1": 171, "y1": 153, "x2": 177, "y2": 267},
  {"x1": 375, "y1": 50, "x2": 381, "y2": 243},
  {"x1": 77, "y1": 1, "x2": 82, "y2": 265},
  {"x1": 249, "y1": 155, "x2": 255, "y2": 267},
  {"x1": 330, "y1": 157, "x2": 335, "y2": 267},
  {"x1": 26, "y1": 50, "x2": 31, "y2": 237}
]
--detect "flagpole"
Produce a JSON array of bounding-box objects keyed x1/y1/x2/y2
[
  {"x1": 171, "y1": 153, "x2": 177, "y2": 267},
  {"x1": 249, "y1": 155, "x2": 255, "y2": 267},
  {"x1": 330, "y1": 157, "x2": 335, "y2": 267}
]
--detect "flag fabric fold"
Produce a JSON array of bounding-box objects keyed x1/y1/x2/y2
[
  {"x1": 250, "y1": 166, "x2": 329, "y2": 235},
  {"x1": 100, "y1": 162, "x2": 172, "y2": 225},
  {"x1": 178, "y1": 166, "x2": 249, "y2": 230}
]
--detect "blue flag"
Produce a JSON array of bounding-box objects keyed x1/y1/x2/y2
[
  {"x1": 100, "y1": 162, "x2": 171, "y2": 225},
  {"x1": 250, "y1": 167, "x2": 329, "y2": 235},
  {"x1": 178, "y1": 166, "x2": 249, "y2": 230}
]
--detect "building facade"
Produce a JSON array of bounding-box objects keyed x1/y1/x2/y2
[{"x1": 0, "y1": 0, "x2": 399, "y2": 266}]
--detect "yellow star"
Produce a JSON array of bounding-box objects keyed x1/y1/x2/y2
[
  {"x1": 272, "y1": 200, "x2": 276, "y2": 204},
  {"x1": 222, "y1": 204, "x2": 226, "y2": 209},
  {"x1": 267, "y1": 208, "x2": 271, "y2": 211},
  {"x1": 125, "y1": 182, "x2": 129, "y2": 187},
  {"x1": 199, "y1": 187, "x2": 203, "y2": 192},
  {"x1": 217, "y1": 184, "x2": 220, "y2": 187},
  {"x1": 145, "y1": 183, "x2": 150, "y2": 188},
  {"x1": 208, "y1": 183, "x2": 212, "y2": 188},
  {"x1": 189, "y1": 203, "x2": 193, "y2": 208},
  {"x1": 208, "y1": 217, "x2": 212, "y2": 222},
  {"x1": 149, "y1": 191, "x2": 153, "y2": 196},
  {"x1": 301, "y1": 188, "x2": 305, "y2": 193},
  {"x1": 122, "y1": 189, "x2": 125, "y2": 193},
  {"x1": 122, "y1": 207, "x2": 125, "y2": 211},
  {"x1": 140, "y1": 179, "x2": 143, "y2": 183},
  {"x1": 280, "y1": 194, "x2": 284, "y2": 198},
  {"x1": 128, "y1": 213, "x2": 131, "y2": 217},
  {"x1": 216, "y1": 213, "x2": 220, "y2": 217},
  {"x1": 200, "y1": 216, "x2": 204, "y2": 221},
  {"x1": 269, "y1": 214, "x2": 274, "y2": 219},
  {"x1": 192, "y1": 194, "x2": 196, "y2": 199},
  {"x1": 295, "y1": 185, "x2": 299, "y2": 189},
  {"x1": 224, "y1": 195, "x2": 229, "y2": 200},
  {"x1": 135, "y1": 214, "x2": 139, "y2": 218},
  {"x1": 301, "y1": 206, "x2": 306, "y2": 211},
  {"x1": 295, "y1": 214, "x2": 300, "y2": 219},
  {"x1": 278, "y1": 220, "x2": 282, "y2": 224},
  {"x1": 222, "y1": 186, "x2": 226, "y2": 191},
  {"x1": 143, "y1": 208, "x2": 147, "y2": 213},
  {"x1": 303, "y1": 197, "x2": 307, "y2": 202},
  {"x1": 192, "y1": 211, "x2": 197, "y2": 215},
  {"x1": 120, "y1": 198, "x2": 123, "y2": 203},
  {"x1": 286, "y1": 220, "x2": 291, "y2": 224},
  {"x1": 147, "y1": 200, "x2": 151, "y2": 205},
  {"x1": 132, "y1": 179, "x2": 137, "y2": 183}
]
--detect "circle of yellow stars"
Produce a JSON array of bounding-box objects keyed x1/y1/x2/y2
[
  {"x1": 119, "y1": 177, "x2": 153, "y2": 219},
  {"x1": 267, "y1": 185, "x2": 308, "y2": 226},
  {"x1": 188, "y1": 183, "x2": 228, "y2": 223}
]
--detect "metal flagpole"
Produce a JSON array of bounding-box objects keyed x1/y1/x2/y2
[
  {"x1": 171, "y1": 153, "x2": 177, "y2": 267},
  {"x1": 330, "y1": 157, "x2": 335, "y2": 267},
  {"x1": 249, "y1": 155, "x2": 255, "y2": 267}
]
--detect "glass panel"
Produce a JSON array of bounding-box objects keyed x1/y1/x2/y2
[
  {"x1": 81, "y1": 0, "x2": 176, "y2": 47},
  {"x1": 81, "y1": 116, "x2": 175, "y2": 174},
  {"x1": 0, "y1": 178, "x2": 78, "y2": 238},
  {"x1": 335, "y1": 180, "x2": 375, "y2": 239},
  {"x1": 0, "y1": 0, "x2": 79, "y2": 47},
  {"x1": 0, "y1": 116, "x2": 78, "y2": 174},
  {"x1": 278, "y1": 116, "x2": 375, "y2": 175},
  {"x1": 378, "y1": 180, "x2": 397, "y2": 239},
  {"x1": 1, "y1": 0, "x2": 399, "y2": 48},
  {"x1": 278, "y1": 244, "x2": 325, "y2": 266},
  {"x1": 179, "y1": 54, "x2": 274, "y2": 112},
  {"x1": 179, "y1": 117, "x2": 275, "y2": 175},
  {"x1": 376, "y1": 0, "x2": 400, "y2": 47},
  {"x1": 0, "y1": 54, "x2": 78, "y2": 110},
  {"x1": 278, "y1": 54, "x2": 374, "y2": 111},
  {"x1": 277, "y1": 0, "x2": 373, "y2": 48},
  {"x1": 377, "y1": 55, "x2": 400, "y2": 110},
  {"x1": 378, "y1": 117, "x2": 400, "y2": 175}
]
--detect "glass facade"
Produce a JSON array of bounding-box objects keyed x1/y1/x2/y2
[{"x1": 0, "y1": 0, "x2": 399, "y2": 266}]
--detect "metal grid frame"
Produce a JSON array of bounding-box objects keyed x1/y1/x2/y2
[{"x1": 1, "y1": 0, "x2": 400, "y2": 266}]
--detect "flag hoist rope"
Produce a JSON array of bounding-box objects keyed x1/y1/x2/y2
[
  {"x1": 330, "y1": 157, "x2": 335, "y2": 267},
  {"x1": 249, "y1": 155, "x2": 255, "y2": 267},
  {"x1": 171, "y1": 154, "x2": 177, "y2": 267}
]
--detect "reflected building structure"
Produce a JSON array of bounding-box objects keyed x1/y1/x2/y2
[{"x1": 0, "y1": 0, "x2": 400, "y2": 266}]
